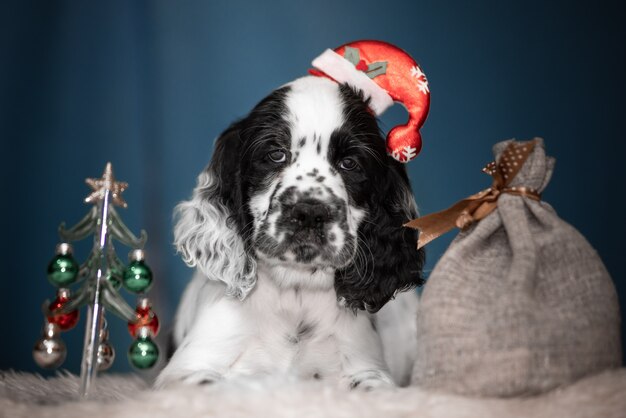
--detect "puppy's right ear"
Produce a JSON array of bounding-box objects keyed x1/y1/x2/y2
[{"x1": 173, "y1": 122, "x2": 257, "y2": 300}]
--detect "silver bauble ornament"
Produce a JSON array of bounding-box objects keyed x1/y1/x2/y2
[
  {"x1": 97, "y1": 341, "x2": 115, "y2": 371},
  {"x1": 33, "y1": 336, "x2": 67, "y2": 369}
]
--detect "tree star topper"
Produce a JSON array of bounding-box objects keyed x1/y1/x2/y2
[{"x1": 84, "y1": 162, "x2": 128, "y2": 208}]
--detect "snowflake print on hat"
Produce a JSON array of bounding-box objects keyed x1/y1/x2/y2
[{"x1": 410, "y1": 65, "x2": 429, "y2": 94}]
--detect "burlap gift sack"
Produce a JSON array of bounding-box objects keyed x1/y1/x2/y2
[{"x1": 411, "y1": 138, "x2": 621, "y2": 397}]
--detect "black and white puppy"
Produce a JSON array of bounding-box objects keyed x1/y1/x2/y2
[{"x1": 156, "y1": 75, "x2": 425, "y2": 389}]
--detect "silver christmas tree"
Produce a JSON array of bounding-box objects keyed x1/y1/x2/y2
[{"x1": 34, "y1": 163, "x2": 160, "y2": 398}]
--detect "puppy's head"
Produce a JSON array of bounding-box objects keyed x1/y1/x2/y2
[{"x1": 175, "y1": 76, "x2": 424, "y2": 311}]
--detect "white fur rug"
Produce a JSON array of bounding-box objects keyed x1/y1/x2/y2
[{"x1": 1, "y1": 369, "x2": 625, "y2": 418}]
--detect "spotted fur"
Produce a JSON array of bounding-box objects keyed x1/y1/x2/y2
[{"x1": 159, "y1": 76, "x2": 424, "y2": 389}]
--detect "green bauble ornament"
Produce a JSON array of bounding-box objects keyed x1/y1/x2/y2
[
  {"x1": 128, "y1": 333, "x2": 159, "y2": 369},
  {"x1": 47, "y1": 253, "x2": 79, "y2": 287},
  {"x1": 123, "y1": 260, "x2": 152, "y2": 293},
  {"x1": 123, "y1": 249, "x2": 152, "y2": 293}
]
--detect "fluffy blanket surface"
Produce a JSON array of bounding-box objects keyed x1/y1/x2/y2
[{"x1": 1, "y1": 369, "x2": 625, "y2": 418}]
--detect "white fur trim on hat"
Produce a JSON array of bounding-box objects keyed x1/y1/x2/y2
[{"x1": 312, "y1": 49, "x2": 394, "y2": 116}]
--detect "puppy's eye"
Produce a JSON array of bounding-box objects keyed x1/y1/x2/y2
[
  {"x1": 339, "y1": 157, "x2": 358, "y2": 171},
  {"x1": 267, "y1": 149, "x2": 287, "y2": 163}
]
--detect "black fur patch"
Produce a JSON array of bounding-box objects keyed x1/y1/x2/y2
[
  {"x1": 201, "y1": 86, "x2": 292, "y2": 258},
  {"x1": 286, "y1": 321, "x2": 316, "y2": 345},
  {"x1": 296, "y1": 320, "x2": 315, "y2": 339},
  {"x1": 330, "y1": 84, "x2": 425, "y2": 313}
]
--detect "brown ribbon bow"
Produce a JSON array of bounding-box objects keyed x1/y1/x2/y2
[{"x1": 404, "y1": 140, "x2": 541, "y2": 249}]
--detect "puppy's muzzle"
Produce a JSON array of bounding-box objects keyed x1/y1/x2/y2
[{"x1": 285, "y1": 199, "x2": 335, "y2": 256}]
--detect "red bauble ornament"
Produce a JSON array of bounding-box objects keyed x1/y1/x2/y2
[
  {"x1": 128, "y1": 305, "x2": 159, "y2": 338},
  {"x1": 47, "y1": 292, "x2": 79, "y2": 331}
]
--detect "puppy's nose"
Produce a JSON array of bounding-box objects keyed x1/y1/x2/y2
[{"x1": 291, "y1": 200, "x2": 331, "y2": 229}]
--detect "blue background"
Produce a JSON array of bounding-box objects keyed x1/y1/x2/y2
[{"x1": 1, "y1": 0, "x2": 624, "y2": 375}]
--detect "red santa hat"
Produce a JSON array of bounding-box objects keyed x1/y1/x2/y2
[{"x1": 310, "y1": 40, "x2": 430, "y2": 163}]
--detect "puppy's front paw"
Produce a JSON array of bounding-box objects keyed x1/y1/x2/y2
[
  {"x1": 345, "y1": 369, "x2": 395, "y2": 391},
  {"x1": 154, "y1": 369, "x2": 223, "y2": 389}
]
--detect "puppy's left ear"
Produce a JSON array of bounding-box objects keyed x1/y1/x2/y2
[{"x1": 336, "y1": 162, "x2": 425, "y2": 313}]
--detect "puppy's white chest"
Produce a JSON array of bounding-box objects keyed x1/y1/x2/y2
[{"x1": 229, "y1": 286, "x2": 343, "y2": 379}]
